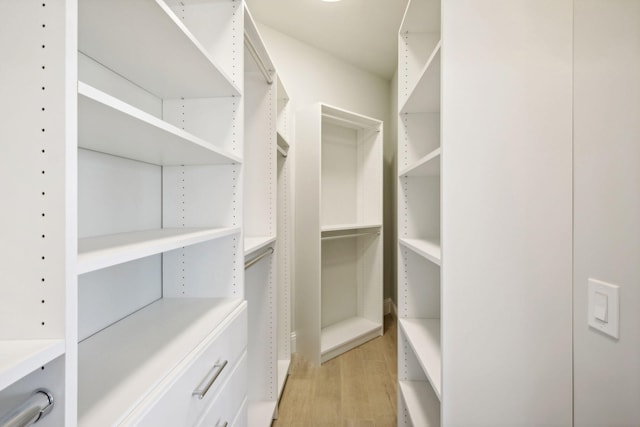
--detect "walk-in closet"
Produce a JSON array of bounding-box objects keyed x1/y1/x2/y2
[{"x1": 1, "y1": 0, "x2": 638, "y2": 426}]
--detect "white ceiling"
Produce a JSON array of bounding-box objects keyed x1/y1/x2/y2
[{"x1": 245, "y1": 0, "x2": 409, "y2": 80}]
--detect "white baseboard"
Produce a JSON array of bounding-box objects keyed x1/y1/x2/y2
[{"x1": 384, "y1": 297, "x2": 398, "y2": 317}]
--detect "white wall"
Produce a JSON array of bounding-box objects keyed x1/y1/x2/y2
[
  {"x1": 573, "y1": 1, "x2": 640, "y2": 425},
  {"x1": 441, "y1": 1, "x2": 573, "y2": 425},
  {"x1": 256, "y1": 24, "x2": 395, "y2": 302}
]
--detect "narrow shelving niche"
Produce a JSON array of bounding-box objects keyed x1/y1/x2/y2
[{"x1": 297, "y1": 103, "x2": 384, "y2": 365}]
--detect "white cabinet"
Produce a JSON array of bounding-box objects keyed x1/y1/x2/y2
[
  {"x1": 296, "y1": 104, "x2": 383, "y2": 365},
  {"x1": 397, "y1": 0, "x2": 442, "y2": 425},
  {"x1": 0, "y1": 1, "x2": 250, "y2": 426}
]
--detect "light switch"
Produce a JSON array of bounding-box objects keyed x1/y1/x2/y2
[
  {"x1": 593, "y1": 291, "x2": 608, "y2": 322},
  {"x1": 588, "y1": 278, "x2": 620, "y2": 339}
]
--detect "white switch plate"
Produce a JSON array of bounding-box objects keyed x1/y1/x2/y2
[{"x1": 588, "y1": 278, "x2": 620, "y2": 339}]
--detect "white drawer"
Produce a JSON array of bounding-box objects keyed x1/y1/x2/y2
[
  {"x1": 130, "y1": 302, "x2": 247, "y2": 427},
  {"x1": 231, "y1": 398, "x2": 248, "y2": 427},
  {"x1": 196, "y1": 352, "x2": 247, "y2": 427}
]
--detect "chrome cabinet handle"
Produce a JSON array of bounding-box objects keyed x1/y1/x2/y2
[{"x1": 192, "y1": 360, "x2": 228, "y2": 400}]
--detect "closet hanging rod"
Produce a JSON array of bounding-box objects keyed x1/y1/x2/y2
[
  {"x1": 321, "y1": 231, "x2": 380, "y2": 241},
  {"x1": 0, "y1": 389, "x2": 54, "y2": 427},
  {"x1": 244, "y1": 32, "x2": 273, "y2": 85},
  {"x1": 245, "y1": 246, "x2": 274, "y2": 270},
  {"x1": 277, "y1": 145, "x2": 288, "y2": 158}
]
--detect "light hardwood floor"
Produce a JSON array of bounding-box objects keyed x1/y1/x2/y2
[{"x1": 273, "y1": 315, "x2": 397, "y2": 427}]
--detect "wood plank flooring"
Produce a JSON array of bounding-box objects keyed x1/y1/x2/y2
[{"x1": 273, "y1": 315, "x2": 397, "y2": 427}]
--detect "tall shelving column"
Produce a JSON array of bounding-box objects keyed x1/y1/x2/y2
[
  {"x1": 243, "y1": 6, "x2": 285, "y2": 426},
  {"x1": 296, "y1": 104, "x2": 383, "y2": 365},
  {"x1": 275, "y1": 76, "x2": 292, "y2": 401},
  {"x1": 77, "y1": 1, "x2": 245, "y2": 425},
  {"x1": 397, "y1": 0, "x2": 442, "y2": 425},
  {"x1": 0, "y1": 2, "x2": 76, "y2": 425}
]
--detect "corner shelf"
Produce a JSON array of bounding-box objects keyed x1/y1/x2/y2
[
  {"x1": 399, "y1": 148, "x2": 441, "y2": 177},
  {"x1": 78, "y1": 298, "x2": 245, "y2": 426},
  {"x1": 78, "y1": 0, "x2": 240, "y2": 99},
  {"x1": 399, "y1": 318, "x2": 442, "y2": 400},
  {"x1": 78, "y1": 227, "x2": 241, "y2": 275},
  {"x1": 399, "y1": 380, "x2": 441, "y2": 427},
  {"x1": 0, "y1": 340, "x2": 65, "y2": 392},
  {"x1": 400, "y1": 42, "x2": 441, "y2": 115},
  {"x1": 78, "y1": 83, "x2": 241, "y2": 166},
  {"x1": 399, "y1": 238, "x2": 441, "y2": 266}
]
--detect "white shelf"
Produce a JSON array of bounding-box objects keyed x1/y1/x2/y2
[
  {"x1": 78, "y1": 227, "x2": 241, "y2": 275},
  {"x1": 78, "y1": 298, "x2": 244, "y2": 426},
  {"x1": 399, "y1": 237, "x2": 442, "y2": 266},
  {"x1": 244, "y1": 236, "x2": 277, "y2": 257},
  {"x1": 0, "y1": 340, "x2": 65, "y2": 391},
  {"x1": 78, "y1": 82, "x2": 241, "y2": 166},
  {"x1": 321, "y1": 317, "x2": 382, "y2": 356},
  {"x1": 321, "y1": 223, "x2": 382, "y2": 234},
  {"x1": 400, "y1": 148, "x2": 441, "y2": 177},
  {"x1": 399, "y1": 318, "x2": 442, "y2": 400},
  {"x1": 399, "y1": 380, "x2": 441, "y2": 427},
  {"x1": 277, "y1": 132, "x2": 290, "y2": 157},
  {"x1": 248, "y1": 400, "x2": 277, "y2": 427},
  {"x1": 321, "y1": 104, "x2": 381, "y2": 130},
  {"x1": 78, "y1": 0, "x2": 240, "y2": 99},
  {"x1": 400, "y1": 42, "x2": 441, "y2": 114},
  {"x1": 277, "y1": 359, "x2": 290, "y2": 400}
]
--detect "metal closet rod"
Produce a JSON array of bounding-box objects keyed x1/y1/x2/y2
[
  {"x1": 0, "y1": 389, "x2": 54, "y2": 427},
  {"x1": 244, "y1": 32, "x2": 273, "y2": 85},
  {"x1": 245, "y1": 246, "x2": 274, "y2": 270},
  {"x1": 321, "y1": 231, "x2": 380, "y2": 241}
]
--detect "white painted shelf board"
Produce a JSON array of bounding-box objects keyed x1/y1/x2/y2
[
  {"x1": 321, "y1": 317, "x2": 382, "y2": 355},
  {"x1": 399, "y1": 380, "x2": 441, "y2": 427},
  {"x1": 400, "y1": 148, "x2": 441, "y2": 177},
  {"x1": 0, "y1": 340, "x2": 65, "y2": 391},
  {"x1": 78, "y1": 0, "x2": 240, "y2": 99},
  {"x1": 277, "y1": 359, "x2": 291, "y2": 400},
  {"x1": 399, "y1": 237, "x2": 442, "y2": 266},
  {"x1": 400, "y1": 42, "x2": 441, "y2": 115},
  {"x1": 78, "y1": 298, "x2": 244, "y2": 426},
  {"x1": 399, "y1": 318, "x2": 442, "y2": 400},
  {"x1": 321, "y1": 104, "x2": 381, "y2": 130},
  {"x1": 78, "y1": 82, "x2": 241, "y2": 166},
  {"x1": 399, "y1": 0, "x2": 441, "y2": 34},
  {"x1": 321, "y1": 223, "x2": 382, "y2": 233},
  {"x1": 244, "y1": 236, "x2": 277, "y2": 257},
  {"x1": 78, "y1": 227, "x2": 241, "y2": 275},
  {"x1": 277, "y1": 132, "x2": 290, "y2": 156},
  {"x1": 248, "y1": 400, "x2": 277, "y2": 427}
]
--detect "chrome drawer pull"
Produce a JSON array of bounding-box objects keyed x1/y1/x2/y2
[{"x1": 192, "y1": 360, "x2": 228, "y2": 400}]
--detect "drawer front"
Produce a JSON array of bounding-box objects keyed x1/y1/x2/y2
[
  {"x1": 133, "y1": 303, "x2": 247, "y2": 427},
  {"x1": 196, "y1": 352, "x2": 247, "y2": 427},
  {"x1": 231, "y1": 398, "x2": 248, "y2": 427}
]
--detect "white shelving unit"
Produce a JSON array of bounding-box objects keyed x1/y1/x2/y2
[
  {"x1": 296, "y1": 103, "x2": 383, "y2": 365},
  {"x1": 0, "y1": 1, "x2": 248, "y2": 426},
  {"x1": 398, "y1": 0, "x2": 443, "y2": 424},
  {"x1": 276, "y1": 76, "x2": 293, "y2": 402},
  {"x1": 243, "y1": 6, "x2": 291, "y2": 426}
]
